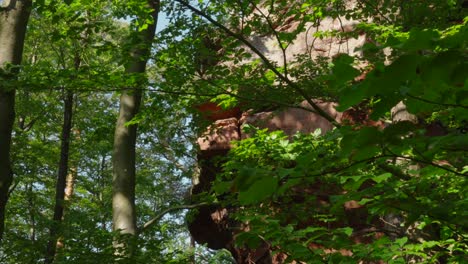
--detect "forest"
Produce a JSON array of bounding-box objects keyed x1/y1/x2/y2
[{"x1": 0, "y1": 0, "x2": 467, "y2": 263}]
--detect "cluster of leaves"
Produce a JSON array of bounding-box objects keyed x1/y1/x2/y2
[
  {"x1": 213, "y1": 122, "x2": 466, "y2": 262},
  {"x1": 166, "y1": 0, "x2": 468, "y2": 263}
]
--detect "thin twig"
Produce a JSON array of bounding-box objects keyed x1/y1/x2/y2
[{"x1": 385, "y1": 147, "x2": 466, "y2": 177}]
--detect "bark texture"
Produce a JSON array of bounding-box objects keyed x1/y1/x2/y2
[
  {"x1": 0, "y1": 0, "x2": 32, "y2": 242},
  {"x1": 112, "y1": 0, "x2": 159, "y2": 256}
]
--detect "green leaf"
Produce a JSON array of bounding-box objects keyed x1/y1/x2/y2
[
  {"x1": 213, "y1": 181, "x2": 232, "y2": 194},
  {"x1": 210, "y1": 94, "x2": 238, "y2": 109},
  {"x1": 355, "y1": 127, "x2": 382, "y2": 146},
  {"x1": 235, "y1": 232, "x2": 262, "y2": 248},
  {"x1": 372, "y1": 173, "x2": 391, "y2": 183},
  {"x1": 342, "y1": 175, "x2": 368, "y2": 191},
  {"x1": 358, "y1": 198, "x2": 374, "y2": 205},
  {"x1": 340, "y1": 227, "x2": 353, "y2": 237},
  {"x1": 395, "y1": 237, "x2": 408, "y2": 247},
  {"x1": 403, "y1": 29, "x2": 439, "y2": 51},
  {"x1": 238, "y1": 176, "x2": 278, "y2": 205},
  {"x1": 330, "y1": 54, "x2": 360, "y2": 88},
  {"x1": 337, "y1": 83, "x2": 367, "y2": 111}
]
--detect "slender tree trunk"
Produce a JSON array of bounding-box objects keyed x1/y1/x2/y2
[
  {"x1": 55, "y1": 167, "x2": 77, "y2": 250},
  {"x1": 112, "y1": 0, "x2": 159, "y2": 258},
  {"x1": 64, "y1": 168, "x2": 77, "y2": 202},
  {"x1": 44, "y1": 89, "x2": 74, "y2": 263},
  {"x1": 27, "y1": 183, "x2": 36, "y2": 242},
  {"x1": 381, "y1": 101, "x2": 419, "y2": 240},
  {"x1": 97, "y1": 154, "x2": 108, "y2": 230},
  {"x1": 0, "y1": 0, "x2": 32, "y2": 242}
]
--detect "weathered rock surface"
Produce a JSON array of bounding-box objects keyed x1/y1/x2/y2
[
  {"x1": 248, "y1": 5, "x2": 366, "y2": 66},
  {"x1": 240, "y1": 100, "x2": 341, "y2": 138},
  {"x1": 197, "y1": 117, "x2": 240, "y2": 151},
  {"x1": 189, "y1": 100, "x2": 384, "y2": 263},
  {"x1": 189, "y1": 3, "x2": 377, "y2": 262}
]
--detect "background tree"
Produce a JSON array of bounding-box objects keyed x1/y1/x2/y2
[
  {"x1": 111, "y1": 0, "x2": 160, "y2": 258},
  {"x1": 1, "y1": 0, "x2": 214, "y2": 263},
  {"x1": 0, "y1": 0, "x2": 32, "y2": 242}
]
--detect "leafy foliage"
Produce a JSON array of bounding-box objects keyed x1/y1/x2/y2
[
  {"x1": 1, "y1": 0, "x2": 467, "y2": 263},
  {"x1": 166, "y1": 0, "x2": 468, "y2": 263},
  {"x1": 214, "y1": 124, "x2": 466, "y2": 261}
]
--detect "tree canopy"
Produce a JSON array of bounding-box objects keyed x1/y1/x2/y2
[{"x1": 0, "y1": 0, "x2": 467, "y2": 263}]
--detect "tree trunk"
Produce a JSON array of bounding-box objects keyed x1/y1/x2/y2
[
  {"x1": 44, "y1": 89, "x2": 74, "y2": 263},
  {"x1": 0, "y1": 0, "x2": 32, "y2": 242},
  {"x1": 27, "y1": 183, "x2": 36, "y2": 242},
  {"x1": 383, "y1": 101, "x2": 419, "y2": 240},
  {"x1": 55, "y1": 167, "x2": 77, "y2": 250},
  {"x1": 64, "y1": 168, "x2": 77, "y2": 202},
  {"x1": 112, "y1": 0, "x2": 159, "y2": 257},
  {"x1": 391, "y1": 101, "x2": 418, "y2": 123}
]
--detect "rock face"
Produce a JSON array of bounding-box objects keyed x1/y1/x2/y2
[
  {"x1": 190, "y1": 103, "x2": 442, "y2": 262},
  {"x1": 240, "y1": 100, "x2": 341, "y2": 138},
  {"x1": 187, "y1": 2, "x2": 456, "y2": 262},
  {"x1": 189, "y1": 101, "x2": 383, "y2": 263},
  {"x1": 189, "y1": 4, "x2": 375, "y2": 262},
  {"x1": 248, "y1": 2, "x2": 366, "y2": 65}
]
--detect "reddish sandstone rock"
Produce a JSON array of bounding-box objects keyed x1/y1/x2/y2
[
  {"x1": 240, "y1": 100, "x2": 340, "y2": 138},
  {"x1": 194, "y1": 102, "x2": 241, "y2": 121},
  {"x1": 189, "y1": 99, "x2": 394, "y2": 263},
  {"x1": 197, "y1": 117, "x2": 240, "y2": 151}
]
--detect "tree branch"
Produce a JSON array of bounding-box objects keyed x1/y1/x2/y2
[
  {"x1": 137, "y1": 202, "x2": 211, "y2": 234},
  {"x1": 288, "y1": 154, "x2": 396, "y2": 179},
  {"x1": 384, "y1": 147, "x2": 467, "y2": 177},
  {"x1": 407, "y1": 93, "x2": 468, "y2": 109},
  {"x1": 198, "y1": 76, "x2": 323, "y2": 114},
  {"x1": 377, "y1": 163, "x2": 411, "y2": 181}
]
